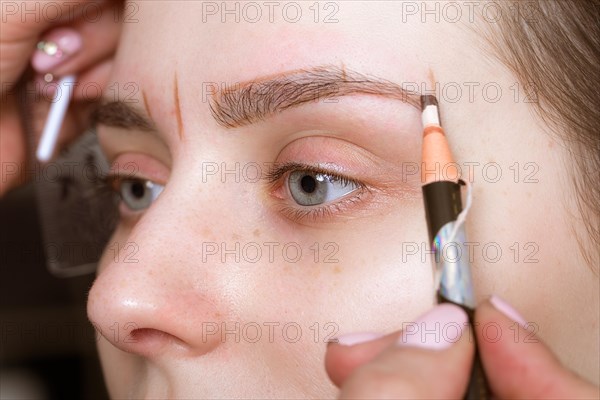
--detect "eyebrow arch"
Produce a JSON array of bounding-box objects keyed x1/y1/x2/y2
[
  {"x1": 91, "y1": 100, "x2": 156, "y2": 132},
  {"x1": 210, "y1": 65, "x2": 421, "y2": 128}
]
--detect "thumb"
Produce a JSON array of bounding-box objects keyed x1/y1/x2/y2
[
  {"x1": 476, "y1": 296, "x2": 599, "y2": 399},
  {"x1": 327, "y1": 304, "x2": 475, "y2": 399}
]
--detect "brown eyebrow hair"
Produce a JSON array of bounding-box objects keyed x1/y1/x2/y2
[
  {"x1": 91, "y1": 100, "x2": 156, "y2": 132},
  {"x1": 92, "y1": 65, "x2": 422, "y2": 131},
  {"x1": 209, "y1": 65, "x2": 421, "y2": 128}
]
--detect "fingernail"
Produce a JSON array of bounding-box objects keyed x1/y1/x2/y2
[
  {"x1": 396, "y1": 304, "x2": 468, "y2": 350},
  {"x1": 32, "y1": 28, "x2": 82, "y2": 73},
  {"x1": 329, "y1": 332, "x2": 384, "y2": 346},
  {"x1": 489, "y1": 295, "x2": 528, "y2": 328}
]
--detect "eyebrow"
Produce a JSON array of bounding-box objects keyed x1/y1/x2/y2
[
  {"x1": 210, "y1": 65, "x2": 421, "y2": 128},
  {"x1": 91, "y1": 65, "x2": 421, "y2": 131},
  {"x1": 91, "y1": 99, "x2": 156, "y2": 132}
]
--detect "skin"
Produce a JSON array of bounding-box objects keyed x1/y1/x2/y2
[
  {"x1": 1, "y1": 1, "x2": 598, "y2": 398},
  {"x1": 86, "y1": 2, "x2": 599, "y2": 397}
]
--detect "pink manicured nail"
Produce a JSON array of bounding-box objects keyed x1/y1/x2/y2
[
  {"x1": 329, "y1": 332, "x2": 384, "y2": 346},
  {"x1": 489, "y1": 295, "x2": 528, "y2": 328},
  {"x1": 32, "y1": 28, "x2": 82, "y2": 73},
  {"x1": 396, "y1": 304, "x2": 468, "y2": 350}
]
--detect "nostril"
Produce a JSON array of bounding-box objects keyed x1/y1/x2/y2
[
  {"x1": 130, "y1": 328, "x2": 168, "y2": 343},
  {"x1": 124, "y1": 328, "x2": 187, "y2": 356},
  {"x1": 87, "y1": 269, "x2": 225, "y2": 359}
]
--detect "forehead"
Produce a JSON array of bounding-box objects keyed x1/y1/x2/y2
[
  {"x1": 110, "y1": 2, "x2": 463, "y2": 84},
  {"x1": 107, "y1": 1, "x2": 497, "y2": 149}
]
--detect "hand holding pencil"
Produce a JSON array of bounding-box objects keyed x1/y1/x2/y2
[
  {"x1": 324, "y1": 94, "x2": 598, "y2": 399},
  {"x1": 0, "y1": 0, "x2": 124, "y2": 196},
  {"x1": 325, "y1": 296, "x2": 598, "y2": 399}
]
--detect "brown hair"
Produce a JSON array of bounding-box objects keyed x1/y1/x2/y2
[{"x1": 481, "y1": 0, "x2": 600, "y2": 271}]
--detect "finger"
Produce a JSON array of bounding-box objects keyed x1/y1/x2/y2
[
  {"x1": 336, "y1": 304, "x2": 474, "y2": 399},
  {"x1": 476, "y1": 296, "x2": 599, "y2": 399},
  {"x1": 0, "y1": 95, "x2": 27, "y2": 196},
  {"x1": 1, "y1": 0, "x2": 92, "y2": 87},
  {"x1": 32, "y1": 1, "x2": 123, "y2": 75},
  {"x1": 326, "y1": 332, "x2": 396, "y2": 387}
]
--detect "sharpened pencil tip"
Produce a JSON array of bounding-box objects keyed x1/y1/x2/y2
[{"x1": 420, "y1": 94, "x2": 438, "y2": 110}]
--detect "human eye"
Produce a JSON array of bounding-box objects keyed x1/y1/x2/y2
[
  {"x1": 287, "y1": 168, "x2": 360, "y2": 206},
  {"x1": 107, "y1": 175, "x2": 164, "y2": 214},
  {"x1": 101, "y1": 153, "x2": 169, "y2": 221},
  {"x1": 266, "y1": 162, "x2": 369, "y2": 222}
]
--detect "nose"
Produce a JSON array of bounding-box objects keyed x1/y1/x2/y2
[{"x1": 87, "y1": 217, "x2": 225, "y2": 359}]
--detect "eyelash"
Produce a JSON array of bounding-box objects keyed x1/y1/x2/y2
[
  {"x1": 264, "y1": 162, "x2": 369, "y2": 223},
  {"x1": 82, "y1": 161, "x2": 368, "y2": 224}
]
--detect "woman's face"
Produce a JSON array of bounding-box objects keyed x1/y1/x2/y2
[{"x1": 87, "y1": 1, "x2": 599, "y2": 397}]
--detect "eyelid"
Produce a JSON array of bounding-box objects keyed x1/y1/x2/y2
[
  {"x1": 264, "y1": 162, "x2": 361, "y2": 187},
  {"x1": 96, "y1": 125, "x2": 173, "y2": 170},
  {"x1": 108, "y1": 152, "x2": 170, "y2": 186},
  {"x1": 103, "y1": 173, "x2": 156, "y2": 193},
  {"x1": 276, "y1": 187, "x2": 371, "y2": 224}
]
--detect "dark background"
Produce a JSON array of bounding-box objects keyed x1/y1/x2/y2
[{"x1": 0, "y1": 183, "x2": 109, "y2": 399}]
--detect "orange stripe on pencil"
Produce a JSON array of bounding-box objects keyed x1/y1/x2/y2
[{"x1": 420, "y1": 95, "x2": 459, "y2": 185}]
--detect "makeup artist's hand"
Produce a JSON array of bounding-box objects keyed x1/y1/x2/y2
[
  {"x1": 0, "y1": 0, "x2": 123, "y2": 196},
  {"x1": 326, "y1": 296, "x2": 599, "y2": 399}
]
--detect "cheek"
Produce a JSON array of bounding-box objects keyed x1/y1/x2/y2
[
  {"x1": 87, "y1": 162, "x2": 435, "y2": 397},
  {"x1": 220, "y1": 204, "x2": 433, "y2": 396},
  {"x1": 463, "y1": 132, "x2": 595, "y2": 351},
  {"x1": 335, "y1": 211, "x2": 435, "y2": 328},
  {"x1": 241, "y1": 202, "x2": 434, "y2": 336}
]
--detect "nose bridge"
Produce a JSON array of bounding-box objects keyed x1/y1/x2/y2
[{"x1": 87, "y1": 185, "x2": 231, "y2": 359}]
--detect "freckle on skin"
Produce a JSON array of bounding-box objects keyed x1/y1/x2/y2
[
  {"x1": 333, "y1": 265, "x2": 342, "y2": 273},
  {"x1": 253, "y1": 229, "x2": 261, "y2": 237}
]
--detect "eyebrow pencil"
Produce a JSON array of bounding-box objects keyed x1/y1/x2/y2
[
  {"x1": 36, "y1": 74, "x2": 77, "y2": 162},
  {"x1": 420, "y1": 94, "x2": 490, "y2": 399}
]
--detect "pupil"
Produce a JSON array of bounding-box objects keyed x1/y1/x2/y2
[
  {"x1": 131, "y1": 181, "x2": 145, "y2": 198},
  {"x1": 300, "y1": 175, "x2": 317, "y2": 193}
]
